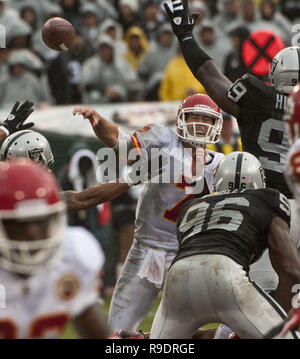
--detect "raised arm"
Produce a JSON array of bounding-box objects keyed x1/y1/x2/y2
[
  {"x1": 62, "y1": 153, "x2": 168, "y2": 212},
  {"x1": 164, "y1": 0, "x2": 239, "y2": 117},
  {"x1": 268, "y1": 216, "x2": 300, "y2": 313},
  {"x1": 73, "y1": 107, "x2": 119, "y2": 148}
]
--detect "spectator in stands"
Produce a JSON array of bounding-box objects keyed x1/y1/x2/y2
[
  {"x1": 224, "y1": 25, "x2": 250, "y2": 82},
  {"x1": 213, "y1": 0, "x2": 241, "y2": 31},
  {"x1": 6, "y1": 18, "x2": 31, "y2": 49},
  {"x1": 255, "y1": 0, "x2": 292, "y2": 45},
  {"x1": 79, "y1": 2, "x2": 102, "y2": 48},
  {"x1": 0, "y1": 48, "x2": 10, "y2": 85},
  {"x1": 85, "y1": 0, "x2": 118, "y2": 21},
  {"x1": 0, "y1": 50, "x2": 52, "y2": 108},
  {"x1": 138, "y1": 23, "x2": 177, "y2": 101},
  {"x1": 99, "y1": 18, "x2": 127, "y2": 58},
  {"x1": 123, "y1": 26, "x2": 149, "y2": 71},
  {"x1": 228, "y1": 0, "x2": 260, "y2": 32},
  {"x1": 19, "y1": 2, "x2": 38, "y2": 32},
  {"x1": 206, "y1": 111, "x2": 242, "y2": 154},
  {"x1": 194, "y1": 20, "x2": 232, "y2": 72},
  {"x1": 118, "y1": 0, "x2": 141, "y2": 33},
  {"x1": 81, "y1": 34, "x2": 138, "y2": 103},
  {"x1": 59, "y1": 0, "x2": 82, "y2": 31},
  {"x1": 205, "y1": 0, "x2": 219, "y2": 16},
  {"x1": 140, "y1": 1, "x2": 164, "y2": 45},
  {"x1": 279, "y1": 0, "x2": 300, "y2": 23},
  {"x1": 48, "y1": 34, "x2": 93, "y2": 105},
  {"x1": 159, "y1": 47, "x2": 206, "y2": 101},
  {"x1": 190, "y1": 1, "x2": 210, "y2": 28},
  {"x1": 0, "y1": 0, "x2": 18, "y2": 27},
  {"x1": 9, "y1": 0, "x2": 48, "y2": 19},
  {"x1": 31, "y1": 2, "x2": 64, "y2": 62}
]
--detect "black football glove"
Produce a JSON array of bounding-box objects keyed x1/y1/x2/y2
[
  {"x1": 163, "y1": 0, "x2": 199, "y2": 41},
  {"x1": 1, "y1": 101, "x2": 34, "y2": 136}
]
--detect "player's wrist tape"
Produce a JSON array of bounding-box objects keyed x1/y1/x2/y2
[
  {"x1": 0, "y1": 125, "x2": 10, "y2": 136},
  {"x1": 179, "y1": 35, "x2": 212, "y2": 76}
]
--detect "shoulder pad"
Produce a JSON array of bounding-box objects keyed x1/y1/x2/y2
[
  {"x1": 227, "y1": 73, "x2": 275, "y2": 107},
  {"x1": 64, "y1": 226, "x2": 105, "y2": 274},
  {"x1": 132, "y1": 124, "x2": 174, "y2": 153}
]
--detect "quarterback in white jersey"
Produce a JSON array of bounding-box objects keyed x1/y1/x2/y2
[
  {"x1": 74, "y1": 94, "x2": 224, "y2": 332},
  {"x1": 0, "y1": 159, "x2": 109, "y2": 339}
]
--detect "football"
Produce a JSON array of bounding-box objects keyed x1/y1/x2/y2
[{"x1": 42, "y1": 17, "x2": 75, "y2": 51}]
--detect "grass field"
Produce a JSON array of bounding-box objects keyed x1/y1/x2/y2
[
  {"x1": 60, "y1": 294, "x2": 218, "y2": 339},
  {"x1": 60, "y1": 294, "x2": 161, "y2": 339}
]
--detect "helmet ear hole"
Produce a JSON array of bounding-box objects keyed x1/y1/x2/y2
[
  {"x1": 214, "y1": 151, "x2": 266, "y2": 192},
  {"x1": 269, "y1": 46, "x2": 300, "y2": 93},
  {"x1": 0, "y1": 130, "x2": 54, "y2": 168}
]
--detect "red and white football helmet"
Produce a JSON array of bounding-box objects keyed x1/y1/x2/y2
[
  {"x1": 284, "y1": 82, "x2": 300, "y2": 143},
  {"x1": 176, "y1": 94, "x2": 223, "y2": 147},
  {"x1": 0, "y1": 159, "x2": 66, "y2": 275}
]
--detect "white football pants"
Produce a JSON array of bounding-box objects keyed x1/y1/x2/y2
[
  {"x1": 150, "y1": 254, "x2": 296, "y2": 339},
  {"x1": 108, "y1": 240, "x2": 176, "y2": 332}
]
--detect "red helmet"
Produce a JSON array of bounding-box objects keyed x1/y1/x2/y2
[
  {"x1": 284, "y1": 82, "x2": 300, "y2": 143},
  {"x1": 0, "y1": 158, "x2": 65, "y2": 275},
  {"x1": 176, "y1": 94, "x2": 223, "y2": 146}
]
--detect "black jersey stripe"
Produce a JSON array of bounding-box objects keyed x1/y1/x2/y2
[
  {"x1": 297, "y1": 47, "x2": 300, "y2": 83},
  {"x1": 3, "y1": 131, "x2": 30, "y2": 159},
  {"x1": 234, "y1": 153, "x2": 243, "y2": 190},
  {"x1": 251, "y1": 280, "x2": 298, "y2": 339}
]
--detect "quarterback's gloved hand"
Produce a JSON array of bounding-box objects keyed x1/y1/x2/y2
[
  {"x1": 163, "y1": 0, "x2": 199, "y2": 41},
  {"x1": 0, "y1": 101, "x2": 34, "y2": 136},
  {"x1": 125, "y1": 154, "x2": 169, "y2": 187}
]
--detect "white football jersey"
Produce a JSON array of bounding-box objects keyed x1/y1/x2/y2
[
  {"x1": 131, "y1": 124, "x2": 224, "y2": 251},
  {"x1": 286, "y1": 138, "x2": 300, "y2": 202},
  {"x1": 0, "y1": 226, "x2": 105, "y2": 339}
]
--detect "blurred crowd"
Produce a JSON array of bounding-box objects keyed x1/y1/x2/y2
[{"x1": 0, "y1": 0, "x2": 299, "y2": 108}]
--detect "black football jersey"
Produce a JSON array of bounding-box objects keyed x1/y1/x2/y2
[
  {"x1": 174, "y1": 188, "x2": 290, "y2": 271},
  {"x1": 227, "y1": 74, "x2": 292, "y2": 197}
]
